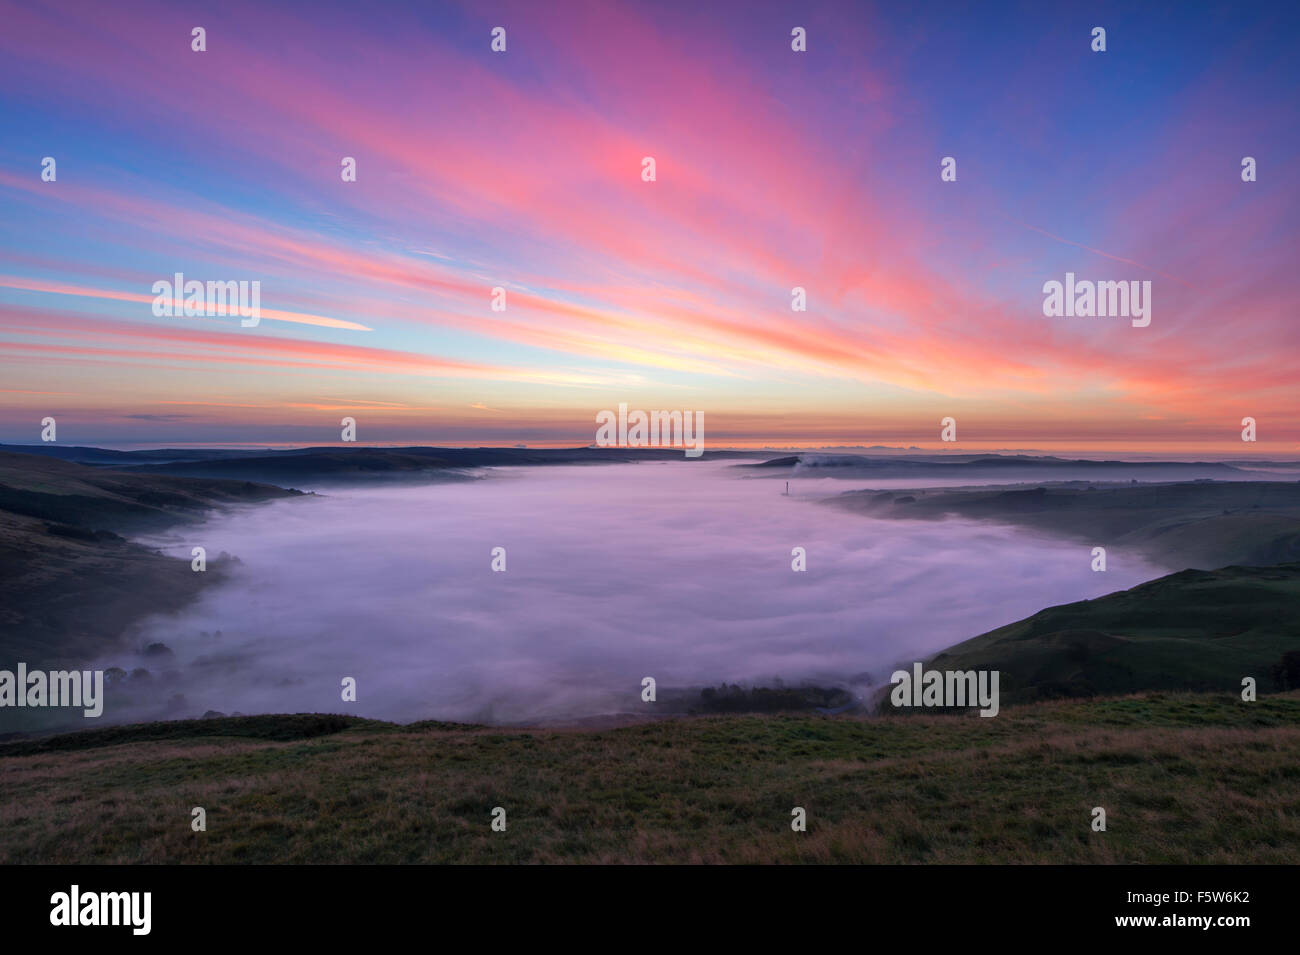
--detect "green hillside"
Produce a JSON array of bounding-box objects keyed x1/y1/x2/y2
[{"x1": 928, "y1": 563, "x2": 1300, "y2": 703}]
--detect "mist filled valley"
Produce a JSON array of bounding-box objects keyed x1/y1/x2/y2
[{"x1": 73, "y1": 459, "x2": 1181, "y2": 725}]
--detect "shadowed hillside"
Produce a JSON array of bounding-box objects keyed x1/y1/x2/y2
[
  {"x1": 0, "y1": 452, "x2": 299, "y2": 666},
  {"x1": 926, "y1": 563, "x2": 1300, "y2": 704}
]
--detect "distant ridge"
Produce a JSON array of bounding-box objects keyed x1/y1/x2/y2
[{"x1": 0, "y1": 443, "x2": 773, "y2": 481}]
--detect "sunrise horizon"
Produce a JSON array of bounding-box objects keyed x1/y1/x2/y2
[{"x1": 2, "y1": 1, "x2": 1296, "y2": 454}]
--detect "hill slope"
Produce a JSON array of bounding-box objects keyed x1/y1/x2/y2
[
  {"x1": 0, "y1": 452, "x2": 299, "y2": 665},
  {"x1": 928, "y1": 563, "x2": 1300, "y2": 703},
  {"x1": 1, "y1": 692, "x2": 1298, "y2": 863}
]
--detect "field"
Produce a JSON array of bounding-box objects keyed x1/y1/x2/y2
[{"x1": 3, "y1": 690, "x2": 1298, "y2": 864}]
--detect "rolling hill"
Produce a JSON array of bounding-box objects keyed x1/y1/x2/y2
[
  {"x1": 926, "y1": 563, "x2": 1300, "y2": 704},
  {"x1": 0, "y1": 451, "x2": 299, "y2": 666}
]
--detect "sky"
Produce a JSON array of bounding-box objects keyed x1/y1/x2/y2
[{"x1": 0, "y1": 0, "x2": 1296, "y2": 453}]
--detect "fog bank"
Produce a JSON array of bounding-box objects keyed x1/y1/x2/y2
[{"x1": 99, "y1": 461, "x2": 1168, "y2": 723}]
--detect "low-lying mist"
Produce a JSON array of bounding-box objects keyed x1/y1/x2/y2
[{"x1": 97, "y1": 461, "x2": 1168, "y2": 724}]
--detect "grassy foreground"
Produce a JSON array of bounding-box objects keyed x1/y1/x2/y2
[{"x1": 3, "y1": 691, "x2": 1299, "y2": 864}]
